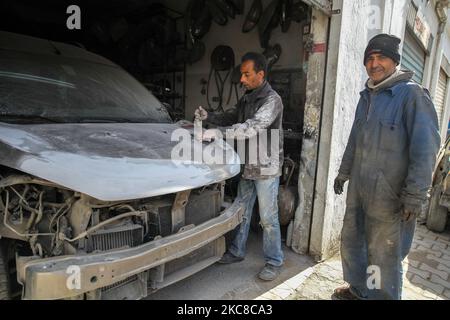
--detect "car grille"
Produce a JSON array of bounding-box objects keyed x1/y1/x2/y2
[{"x1": 85, "y1": 224, "x2": 145, "y2": 299}]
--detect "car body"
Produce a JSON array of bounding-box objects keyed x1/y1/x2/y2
[{"x1": 0, "y1": 31, "x2": 243, "y2": 300}]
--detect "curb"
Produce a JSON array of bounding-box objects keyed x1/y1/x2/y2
[{"x1": 254, "y1": 266, "x2": 316, "y2": 300}]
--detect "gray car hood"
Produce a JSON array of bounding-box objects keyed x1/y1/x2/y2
[{"x1": 0, "y1": 122, "x2": 240, "y2": 201}]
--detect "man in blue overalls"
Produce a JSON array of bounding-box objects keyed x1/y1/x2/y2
[{"x1": 333, "y1": 34, "x2": 441, "y2": 300}]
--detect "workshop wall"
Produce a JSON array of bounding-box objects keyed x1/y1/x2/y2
[{"x1": 163, "y1": 0, "x2": 306, "y2": 119}]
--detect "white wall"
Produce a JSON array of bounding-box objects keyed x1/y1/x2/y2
[{"x1": 312, "y1": 0, "x2": 374, "y2": 259}]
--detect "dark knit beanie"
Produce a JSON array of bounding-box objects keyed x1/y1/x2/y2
[{"x1": 364, "y1": 34, "x2": 401, "y2": 65}]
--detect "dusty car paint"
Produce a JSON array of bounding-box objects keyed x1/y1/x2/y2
[{"x1": 0, "y1": 122, "x2": 241, "y2": 201}]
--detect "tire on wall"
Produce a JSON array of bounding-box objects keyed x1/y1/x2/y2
[{"x1": 427, "y1": 184, "x2": 448, "y2": 233}]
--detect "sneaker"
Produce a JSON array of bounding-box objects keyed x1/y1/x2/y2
[
  {"x1": 258, "y1": 264, "x2": 281, "y2": 281},
  {"x1": 217, "y1": 251, "x2": 244, "y2": 264},
  {"x1": 332, "y1": 285, "x2": 366, "y2": 300}
]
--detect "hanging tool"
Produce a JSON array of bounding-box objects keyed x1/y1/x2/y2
[
  {"x1": 227, "y1": 65, "x2": 242, "y2": 105},
  {"x1": 206, "y1": 45, "x2": 235, "y2": 112}
]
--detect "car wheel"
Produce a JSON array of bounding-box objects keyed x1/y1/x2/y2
[{"x1": 427, "y1": 184, "x2": 448, "y2": 233}]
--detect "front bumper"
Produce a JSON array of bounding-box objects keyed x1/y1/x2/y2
[{"x1": 17, "y1": 199, "x2": 244, "y2": 300}]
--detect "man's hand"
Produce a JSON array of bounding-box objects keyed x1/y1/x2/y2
[
  {"x1": 202, "y1": 129, "x2": 221, "y2": 142},
  {"x1": 334, "y1": 176, "x2": 347, "y2": 195},
  {"x1": 195, "y1": 106, "x2": 208, "y2": 121},
  {"x1": 401, "y1": 204, "x2": 421, "y2": 222}
]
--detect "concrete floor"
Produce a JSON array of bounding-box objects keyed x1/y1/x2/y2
[
  {"x1": 146, "y1": 230, "x2": 316, "y2": 300},
  {"x1": 285, "y1": 224, "x2": 450, "y2": 300}
]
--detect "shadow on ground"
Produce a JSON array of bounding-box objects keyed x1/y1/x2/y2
[{"x1": 146, "y1": 230, "x2": 316, "y2": 300}]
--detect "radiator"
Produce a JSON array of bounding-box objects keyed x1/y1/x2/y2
[{"x1": 86, "y1": 224, "x2": 144, "y2": 253}]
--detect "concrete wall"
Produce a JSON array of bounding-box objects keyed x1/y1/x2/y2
[
  {"x1": 311, "y1": 0, "x2": 375, "y2": 260},
  {"x1": 290, "y1": 7, "x2": 329, "y2": 256}
]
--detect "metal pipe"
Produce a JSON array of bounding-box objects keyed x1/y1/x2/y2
[{"x1": 2, "y1": 190, "x2": 54, "y2": 238}]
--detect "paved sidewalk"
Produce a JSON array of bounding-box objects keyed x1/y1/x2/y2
[{"x1": 255, "y1": 224, "x2": 450, "y2": 300}]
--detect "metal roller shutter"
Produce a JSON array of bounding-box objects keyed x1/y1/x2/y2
[
  {"x1": 435, "y1": 69, "x2": 448, "y2": 128},
  {"x1": 401, "y1": 30, "x2": 426, "y2": 84}
]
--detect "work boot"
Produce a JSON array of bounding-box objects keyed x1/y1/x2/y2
[
  {"x1": 332, "y1": 285, "x2": 366, "y2": 300},
  {"x1": 217, "y1": 251, "x2": 244, "y2": 264},
  {"x1": 258, "y1": 264, "x2": 282, "y2": 281}
]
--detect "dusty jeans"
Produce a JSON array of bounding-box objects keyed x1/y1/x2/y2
[{"x1": 229, "y1": 177, "x2": 284, "y2": 267}]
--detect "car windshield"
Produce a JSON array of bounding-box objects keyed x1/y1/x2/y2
[{"x1": 0, "y1": 50, "x2": 172, "y2": 124}]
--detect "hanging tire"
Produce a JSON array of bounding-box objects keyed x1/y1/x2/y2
[
  {"x1": 0, "y1": 242, "x2": 11, "y2": 300},
  {"x1": 427, "y1": 184, "x2": 449, "y2": 233}
]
